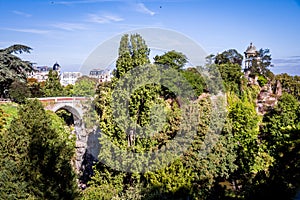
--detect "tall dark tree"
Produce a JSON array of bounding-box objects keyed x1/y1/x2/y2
[
  {"x1": 0, "y1": 99, "x2": 78, "y2": 199},
  {"x1": 114, "y1": 34, "x2": 150, "y2": 79},
  {"x1": 9, "y1": 80, "x2": 31, "y2": 103},
  {"x1": 0, "y1": 44, "x2": 34, "y2": 98}
]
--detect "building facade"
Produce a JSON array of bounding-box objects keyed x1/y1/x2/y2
[
  {"x1": 89, "y1": 69, "x2": 112, "y2": 83},
  {"x1": 28, "y1": 62, "x2": 61, "y2": 82},
  {"x1": 60, "y1": 72, "x2": 82, "y2": 86}
]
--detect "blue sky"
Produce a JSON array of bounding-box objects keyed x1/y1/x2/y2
[{"x1": 1, "y1": 0, "x2": 300, "y2": 75}]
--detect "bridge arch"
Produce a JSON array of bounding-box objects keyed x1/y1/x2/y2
[{"x1": 52, "y1": 104, "x2": 81, "y2": 122}]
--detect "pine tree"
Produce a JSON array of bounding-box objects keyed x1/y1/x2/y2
[
  {"x1": 0, "y1": 99, "x2": 78, "y2": 199},
  {"x1": 0, "y1": 44, "x2": 34, "y2": 98},
  {"x1": 43, "y1": 70, "x2": 64, "y2": 97}
]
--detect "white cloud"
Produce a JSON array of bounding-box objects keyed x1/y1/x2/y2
[
  {"x1": 51, "y1": 23, "x2": 87, "y2": 31},
  {"x1": 87, "y1": 14, "x2": 124, "y2": 24},
  {"x1": 12, "y1": 10, "x2": 32, "y2": 18},
  {"x1": 3, "y1": 28, "x2": 49, "y2": 34},
  {"x1": 135, "y1": 3, "x2": 155, "y2": 16}
]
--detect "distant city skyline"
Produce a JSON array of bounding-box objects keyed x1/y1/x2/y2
[{"x1": 1, "y1": 0, "x2": 300, "y2": 75}]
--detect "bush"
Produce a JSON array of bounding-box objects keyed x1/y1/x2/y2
[{"x1": 258, "y1": 75, "x2": 268, "y2": 87}]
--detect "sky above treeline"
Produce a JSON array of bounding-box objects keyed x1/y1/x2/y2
[{"x1": 0, "y1": 0, "x2": 300, "y2": 75}]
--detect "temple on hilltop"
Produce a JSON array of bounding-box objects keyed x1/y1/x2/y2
[
  {"x1": 243, "y1": 42, "x2": 282, "y2": 115},
  {"x1": 244, "y1": 42, "x2": 260, "y2": 73}
]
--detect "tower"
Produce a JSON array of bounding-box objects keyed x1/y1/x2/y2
[
  {"x1": 244, "y1": 42, "x2": 258, "y2": 72},
  {"x1": 52, "y1": 62, "x2": 61, "y2": 76}
]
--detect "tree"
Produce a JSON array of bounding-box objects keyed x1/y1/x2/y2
[
  {"x1": 217, "y1": 63, "x2": 243, "y2": 93},
  {"x1": 215, "y1": 49, "x2": 243, "y2": 66},
  {"x1": 224, "y1": 90, "x2": 274, "y2": 198},
  {"x1": 9, "y1": 80, "x2": 31, "y2": 103},
  {"x1": 262, "y1": 93, "x2": 299, "y2": 154},
  {"x1": 91, "y1": 34, "x2": 194, "y2": 199},
  {"x1": 250, "y1": 93, "x2": 300, "y2": 199},
  {"x1": 43, "y1": 70, "x2": 64, "y2": 97},
  {"x1": 0, "y1": 99, "x2": 78, "y2": 199},
  {"x1": 250, "y1": 48, "x2": 274, "y2": 79},
  {"x1": 275, "y1": 73, "x2": 300, "y2": 100},
  {"x1": 0, "y1": 44, "x2": 34, "y2": 98},
  {"x1": 212, "y1": 49, "x2": 244, "y2": 93},
  {"x1": 114, "y1": 34, "x2": 150, "y2": 79},
  {"x1": 154, "y1": 50, "x2": 188, "y2": 70},
  {"x1": 181, "y1": 67, "x2": 205, "y2": 97},
  {"x1": 64, "y1": 84, "x2": 74, "y2": 97},
  {"x1": 27, "y1": 77, "x2": 44, "y2": 98},
  {"x1": 72, "y1": 76, "x2": 97, "y2": 97}
]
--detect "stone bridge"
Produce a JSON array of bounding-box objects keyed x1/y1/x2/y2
[{"x1": 37, "y1": 97, "x2": 100, "y2": 178}]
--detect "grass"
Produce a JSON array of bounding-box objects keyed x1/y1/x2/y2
[{"x1": 0, "y1": 102, "x2": 19, "y2": 129}]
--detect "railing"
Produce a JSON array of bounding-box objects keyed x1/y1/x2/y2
[{"x1": 37, "y1": 97, "x2": 89, "y2": 103}]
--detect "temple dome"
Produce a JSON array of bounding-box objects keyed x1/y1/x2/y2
[
  {"x1": 52, "y1": 62, "x2": 61, "y2": 71},
  {"x1": 245, "y1": 42, "x2": 257, "y2": 54}
]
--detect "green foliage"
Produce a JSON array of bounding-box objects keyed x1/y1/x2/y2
[
  {"x1": 205, "y1": 50, "x2": 244, "y2": 94},
  {"x1": 145, "y1": 159, "x2": 193, "y2": 195},
  {"x1": 0, "y1": 103, "x2": 19, "y2": 129},
  {"x1": 154, "y1": 50, "x2": 188, "y2": 70},
  {"x1": 250, "y1": 48, "x2": 274, "y2": 79},
  {"x1": 9, "y1": 80, "x2": 31, "y2": 103},
  {"x1": 43, "y1": 70, "x2": 64, "y2": 97},
  {"x1": 181, "y1": 67, "x2": 205, "y2": 97},
  {"x1": 56, "y1": 109, "x2": 74, "y2": 126},
  {"x1": 214, "y1": 49, "x2": 243, "y2": 66},
  {"x1": 275, "y1": 73, "x2": 300, "y2": 100},
  {"x1": 92, "y1": 34, "x2": 196, "y2": 198},
  {"x1": 228, "y1": 95, "x2": 261, "y2": 173},
  {"x1": 199, "y1": 64, "x2": 225, "y2": 95},
  {"x1": 114, "y1": 33, "x2": 150, "y2": 79},
  {"x1": 0, "y1": 99, "x2": 78, "y2": 199},
  {"x1": 87, "y1": 35, "x2": 300, "y2": 200},
  {"x1": 27, "y1": 77, "x2": 44, "y2": 98},
  {"x1": 262, "y1": 93, "x2": 299, "y2": 153},
  {"x1": 182, "y1": 96, "x2": 237, "y2": 199},
  {"x1": 73, "y1": 76, "x2": 97, "y2": 97},
  {"x1": 64, "y1": 84, "x2": 74, "y2": 96},
  {"x1": 225, "y1": 91, "x2": 274, "y2": 198},
  {"x1": 217, "y1": 63, "x2": 243, "y2": 93},
  {"x1": 257, "y1": 75, "x2": 268, "y2": 87},
  {"x1": 0, "y1": 108, "x2": 4, "y2": 130},
  {"x1": 0, "y1": 44, "x2": 34, "y2": 98},
  {"x1": 248, "y1": 93, "x2": 300, "y2": 199},
  {"x1": 83, "y1": 166, "x2": 127, "y2": 200}
]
